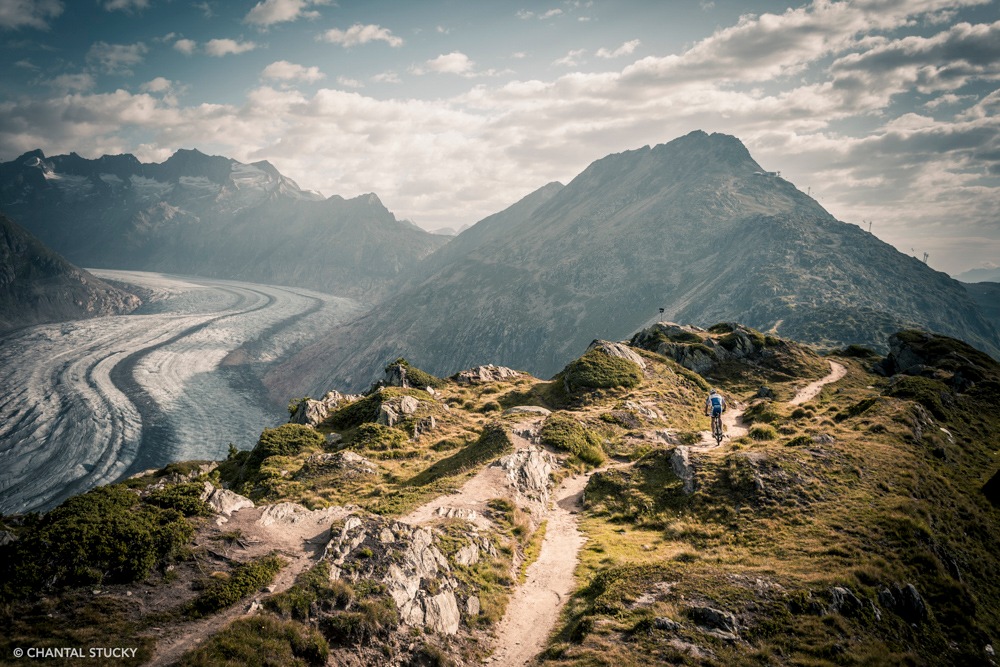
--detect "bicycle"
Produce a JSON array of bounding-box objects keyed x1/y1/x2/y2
[{"x1": 711, "y1": 413, "x2": 724, "y2": 445}]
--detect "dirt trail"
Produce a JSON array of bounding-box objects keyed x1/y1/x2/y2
[
  {"x1": 489, "y1": 471, "x2": 590, "y2": 667},
  {"x1": 791, "y1": 360, "x2": 846, "y2": 405},
  {"x1": 145, "y1": 505, "x2": 349, "y2": 666}
]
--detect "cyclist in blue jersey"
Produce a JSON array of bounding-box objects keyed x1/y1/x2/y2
[{"x1": 705, "y1": 389, "x2": 727, "y2": 443}]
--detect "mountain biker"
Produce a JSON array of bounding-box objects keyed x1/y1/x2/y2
[{"x1": 705, "y1": 389, "x2": 726, "y2": 418}]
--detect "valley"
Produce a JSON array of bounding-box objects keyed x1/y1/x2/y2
[{"x1": 0, "y1": 271, "x2": 363, "y2": 514}]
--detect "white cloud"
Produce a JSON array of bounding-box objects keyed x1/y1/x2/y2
[
  {"x1": 174, "y1": 38, "x2": 197, "y2": 55},
  {"x1": 517, "y1": 8, "x2": 562, "y2": 20},
  {"x1": 320, "y1": 23, "x2": 403, "y2": 48},
  {"x1": 596, "y1": 39, "x2": 640, "y2": 59},
  {"x1": 512, "y1": 51, "x2": 527, "y2": 59},
  {"x1": 205, "y1": 39, "x2": 258, "y2": 57},
  {"x1": 193, "y1": 2, "x2": 213, "y2": 19},
  {"x1": 423, "y1": 51, "x2": 474, "y2": 75},
  {"x1": 337, "y1": 75, "x2": 363, "y2": 88},
  {"x1": 262, "y1": 60, "x2": 325, "y2": 83},
  {"x1": 86, "y1": 41, "x2": 148, "y2": 75},
  {"x1": 372, "y1": 70, "x2": 401, "y2": 84},
  {"x1": 0, "y1": 0, "x2": 63, "y2": 30},
  {"x1": 102, "y1": 0, "x2": 149, "y2": 11},
  {"x1": 140, "y1": 77, "x2": 174, "y2": 93},
  {"x1": 553, "y1": 49, "x2": 585, "y2": 67},
  {"x1": 245, "y1": 0, "x2": 329, "y2": 27}
]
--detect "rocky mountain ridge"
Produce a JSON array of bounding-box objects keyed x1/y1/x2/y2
[
  {"x1": 0, "y1": 213, "x2": 140, "y2": 331},
  {"x1": 268, "y1": 130, "x2": 1000, "y2": 396},
  {"x1": 0, "y1": 149, "x2": 448, "y2": 300}
]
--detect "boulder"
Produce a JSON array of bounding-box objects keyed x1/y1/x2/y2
[
  {"x1": 384, "y1": 363, "x2": 409, "y2": 388},
  {"x1": 587, "y1": 339, "x2": 647, "y2": 370},
  {"x1": 414, "y1": 415, "x2": 437, "y2": 438},
  {"x1": 453, "y1": 364, "x2": 521, "y2": 384},
  {"x1": 688, "y1": 605, "x2": 738, "y2": 636},
  {"x1": 504, "y1": 405, "x2": 552, "y2": 416},
  {"x1": 377, "y1": 395, "x2": 421, "y2": 427},
  {"x1": 829, "y1": 586, "x2": 864, "y2": 617},
  {"x1": 290, "y1": 390, "x2": 355, "y2": 427},
  {"x1": 671, "y1": 446, "x2": 696, "y2": 494},
  {"x1": 654, "y1": 617, "x2": 683, "y2": 632},
  {"x1": 499, "y1": 447, "x2": 555, "y2": 504},
  {"x1": 879, "y1": 583, "x2": 928, "y2": 624},
  {"x1": 199, "y1": 483, "x2": 254, "y2": 516},
  {"x1": 466, "y1": 595, "x2": 481, "y2": 616},
  {"x1": 0, "y1": 530, "x2": 16, "y2": 546}
]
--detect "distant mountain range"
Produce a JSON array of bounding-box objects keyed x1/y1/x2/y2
[
  {"x1": 957, "y1": 267, "x2": 1000, "y2": 283},
  {"x1": 0, "y1": 213, "x2": 140, "y2": 331},
  {"x1": 0, "y1": 149, "x2": 447, "y2": 301},
  {"x1": 267, "y1": 131, "x2": 1000, "y2": 395}
]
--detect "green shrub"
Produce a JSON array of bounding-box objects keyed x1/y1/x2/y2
[
  {"x1": 540, "y1": 414, "x2": 606, "y2": 466},
  {"x1": 749, "y1": 424, "x2": 778, "y2": 441},
  {"x1": 840, "y1": 344, "x2": 879, "y2": 358},
  {"x1": 177, "y1": 614, "x2": 328, "y2": 667},
  {"x1": 352, "y1": 423, "x2": 408, "y2": 451},
  {"x1": 247, "y1": 425, "x2": 325, "y2": 469},
  {"x1": 743, "y1": 401, "x2": 782, "y2": 425},
  {"x1": 186, "y1": 555, "x2": 284, "y2": 618},
  {"x1": 319, "y1": 597, "x2": 399, "y2": 646},
  {"x1": 707, "y1": 323, "x2": 735, "y2": 334},
  {"x1": 145, "y1": 482, "x2": 212, "y2": 517},
  {"x1": 266, "y1": 562, "x2": 353, "y2": 621},
  {"x1": 385, "y1": 357, "x2": 446, "y2": 389},
  {"x1": 2, "y1": 484, "x2": 195, "y2": 597},
  {"x1": 326, "y1": 394, "x2": 382, "y2": 430},
  {"x1": 786, "y1": 435, "x2": 812, "y2": 447},
  {"x1": 561, "y1": 349, "x2": 643, "y2": 393},
  {"x1": 885, "y1": 376, "x2": 950, "y2": 419}
]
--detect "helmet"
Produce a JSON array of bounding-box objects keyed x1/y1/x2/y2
[{"x1": 710, "y1": 388, "x2": 718, "y2": 394}]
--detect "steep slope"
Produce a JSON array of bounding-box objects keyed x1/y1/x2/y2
[
  {"x1": 269, "y1": 131, "x2": 999, "y2": 395},
  {"x1": 0, "y1": 214, "x2": 140, "y2": 331},
  {"x1": 0, "y1": 149, "x2": 448, "y2": 300}
]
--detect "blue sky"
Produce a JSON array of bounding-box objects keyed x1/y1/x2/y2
[{"x1": 1, "y1": 0, "x2": 999, "y2": 275}]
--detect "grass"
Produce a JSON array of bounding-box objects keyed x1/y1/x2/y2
[
  {"x1": 560, "y1": 349, "x2": 644, "y2": 394},
  {"x1": 185, "y1": 555, "x2": 284, "y2": 618},
  {"x1": 540, "y1": 413, "x2": 606, "y2": 467},
  {"x1": 177, "y1": 614, "x2": 328, "y2": 666}
]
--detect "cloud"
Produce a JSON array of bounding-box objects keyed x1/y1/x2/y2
[
  {"x1": 140, "y1": 77, "x2": 174, "y2": 93},
  {"x1": 372, "y1": 70, "x2": 401, "y2": 84},
  {"x1": 45, "y1": 72, "x2": 95, "y2": 92},
  {"x1": 517, "y1": 8, "x2": 562, "y2": 20},
  {"x1": 101, "y1": 0, "x2": 150, "y2": 11},
  {"x1": 596, "y1": 39, "x2": 640, "y2": 59},
  {"x1": 0, "y1": 0, "x2": 64, "y2": 30},
  {"x1": 245, "y1": 0, "x2": 329, "y2": 27},
  {"x1": 423, "y1": 51, "x2": 474, "y2": 75},
  {"x1": 174, "y1": 38, "x2": 197, "y2": 55},
  {"x1": 262, "y1": 60, "x2": 325, "y2": 83},
  {"x1": 86, "y1": 41, "x2": 148, "y2": 75},
  {"x1": 193, "y1": 2, "x2": 213, "y2": 19},
  {"x1": 205, "y1": 38, "x2": 258, "y2": 57},
  {"x1": 553, "y1": 49, "x2": 585, "y2": 67},
  {"x1": 320, "y1": 23, "x2": 403, "y2": 48},
  {"x1": 337, "y1": 75, "x2": 363, "y2": 88}
]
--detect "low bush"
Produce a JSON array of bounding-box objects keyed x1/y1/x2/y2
[
  {"x1": 385, "y1": 357, "x2": 446, "y2": 389},
  {"x1": 540, "y1": 414, "x2": 606, "y2": 466},
  {"x1": 144, "y1": 482, "x2": 212, "y2": 517},
  {"x1": 352, "y1": 423, "x2": 408, "y2": 451},
  {"x1": 247, "y1": 425, "x2": 325, "y2": 469},
  {"x1": 749, "y1": 424, "x2": 778, "y2": 441},
  {"x1": 177, "y1": 614, "x2": 328, "y2": 667},
  {"x1": 186, "y1": 555, "x2": 284, "y2": 618},
  {"x1": 561, "y1": 350, "x2": 643, "y2": 393},
  {"x1": 2, "y1": 484, "x2": 195, "y2": 597}
]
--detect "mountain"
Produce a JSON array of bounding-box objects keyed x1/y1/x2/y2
[
  {"x1": 0, "y1": 213, "x2": 140, "y2": 331},
  {"x1": 956, "y1": 266, "x2": 1000, "y2": 283},
  {"x1": 268, "y1": 130, "x2": 1000, "y2": 396},
  {"x1": 0, "y1": 149, "x2": 447, "y2": 300},
  {"x1": 3, "y1": 329, "x2": 999, "y2": 664}
]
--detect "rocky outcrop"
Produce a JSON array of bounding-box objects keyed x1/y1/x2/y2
[
  {"x1": 688, "y1": 606, "x2": 739, "y2": 640},
  {"x1": 377, "y1": 395, "x2": 421, "y2": 427},
  {"x1": 878, "y1": 583, "x2": 928, "y2": 624},
  {"x1": 321, "y1": 514, "x2": 498, "y2": 635},
  {"x1": 303, "y1": 450, "x2": 378, "y2": 477},
  {"x1": 499, "y1": 447, "x2": 556, "y2": 506},
  {"x1": 290, "y1": 390, "x2": 356, "y2": 427},
  {"x1": 199, "y1": 482, "x2": 254, "y2": 517},
  {"x1": 587, "y1": 340, "x2": 647, "y2": 370},
  {"x1": 453, "y1": 365, "x2": 521, "y2": 385},
  {"x1": 984, "y1": 468, "x2": 1000, "y2": 508}
]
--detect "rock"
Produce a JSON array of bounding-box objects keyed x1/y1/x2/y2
[
  {"x1": 756, "y1": 385, "x2": 775, "y2": 399},
  {"x1": 886, "y1": 583, "x2": 927, "y2": 624},
  {"x1": 499, "y1": 447, "x2": 555, "y2": 504},
  {"x1": 624, "y1": 400, "x2": 663, "y2": 421},
  {"x1": 667, "y1": 639, "x2": 712, "y2": 659},
  {"x1": 587, "y1": 339, "x2": 647, "y2": 369},
  {"x1": 434, "y1": 507, "x2": 480, "y2": 522},
  {"x1": 258, "y1": 502, "x2": 343, "y2": 528},
  {"x1": 688, "y1": 606, "x2": 738, "y2": 634},
  {"x1": 829, "y1": 586, "x2": 864, "y2": 617},
  {"x1": 290, "y1": 390, "x2": 355, "y2": 427},
  {"x1": 414, "y1": 415, "x2": 437, "y2": 438},
  {"x1": 467, "y1": 595, "x2": 481, "y2": 616},
  {"x1": 385, "y1": 363, "x2": 409, "y2": 388},
  {"x1": 504, "y1": 405, "x2": 552, "y2": 416},
  {"x1": 983, "y1": 468, "x2": 1000, "y2": 508},
  {"x1": 654, "y1": 617, "x2": 682, "y2": 631},
  {"x1": 325, "y1": 432, "x2": 343, "y2": 447},
  {"x1": 422, "y1": 591, "x2": 461, "y2": 634},
  {"x1": 377, "y1": 395, "x2": 421, "y2": 427},
  {"x1": 199, "y1": 482, "x2": 254, "y2": 516},
  {"x1": 305, "y1": 451, "x2": 378, "y2": 477},
  {"x1": 454, "y1": 543, "x2": 480, "y2": 566},
  {"x1": 671, "y1": 446, "x2": 696, "y2": 494},
  {"x1": 453, "y1": 364, "x2": 521, "y2": 384},
  {"x1": 0, "y1": 530, "x2": 16, "y2": 546}
]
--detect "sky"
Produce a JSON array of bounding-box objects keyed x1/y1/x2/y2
[{"x1": 0, "y1": 0, "x2": 998, "y2": 276}]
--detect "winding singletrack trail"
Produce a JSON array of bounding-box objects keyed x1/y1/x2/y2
[
  {"x1": 489, "y1": 472, "x2": 590, "y2": 667},
  {"x1": 791, "y1": 360, "x2": 847, "y2": 405}
]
